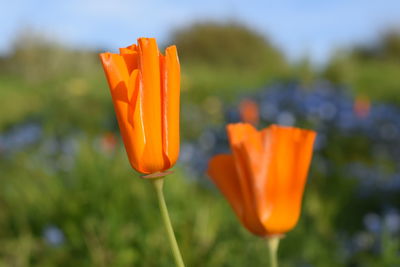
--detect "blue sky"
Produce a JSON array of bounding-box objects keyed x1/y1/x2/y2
[{"x1": 3, "y1": 0, "x2": 400, "y2": 64}]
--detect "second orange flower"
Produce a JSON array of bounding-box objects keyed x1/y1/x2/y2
[{"x1": 208, "y1": 123, "x2": 316, "y2": 236}]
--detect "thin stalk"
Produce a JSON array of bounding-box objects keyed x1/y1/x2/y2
[
  {"x1": 266, "y1": 236, "x2": 280, "y2": 267},
  {"x1": 151, "y1": 178, "x2": 185, "y2": 267}
]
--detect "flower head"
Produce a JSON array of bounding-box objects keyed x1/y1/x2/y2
[
  {"x1": 99, "y1": 38, "x2": 180, "y2": 174},
  {"x1": 239, "y1": 99, "x2": 259, "y2": 125},
  {"x1": 208, "y1": 123, "x2": 316, "y2": 236}
]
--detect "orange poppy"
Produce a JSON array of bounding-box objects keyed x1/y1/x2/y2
[
  {"x1": 239, "y1": 99, "x2": 259, "y2": 125},
  {"x1": 354, "y1": 95, "x2": 370, "y2": 119},
  {"x1": 208, "y1": 123, "x2": 316, "y2": 236},
  {"x1": 99, "y1": 38, "x2": 180, "y2": 174}
]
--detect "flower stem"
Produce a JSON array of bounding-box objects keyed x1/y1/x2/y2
[
  {"x1": 151, "y1": 178, "x2": 185, "y2": 267},
  {"x1": 266, "y1": 236, "x2": 280, "y2": 267}
]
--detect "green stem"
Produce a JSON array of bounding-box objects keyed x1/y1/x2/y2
[
  {"x1": 151, "y1": 178, "x2": 185, "y2": 267},
  {"x1": 266, "y1": 236, "x2": 280, "y2": 267}
]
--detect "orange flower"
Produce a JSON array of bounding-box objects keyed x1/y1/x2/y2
[
  {"x1": 99, "y1": 38, "x2": 180, "y2": 174},
  {"x1": 239, "y1": 99, "x2": 259, "y2": 125},
  {"x1": 207, "y1": 123, "x2": 316, "y2": 236},
  {"x1": 354, "y1": 95, "x2": 370, "y2": 119}
]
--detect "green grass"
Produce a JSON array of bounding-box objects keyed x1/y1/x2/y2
[
  {"x1": 1, "y1": 31, "x2": 399, "y2": 266},
  {"x1": 0, "y1": 137, "x2": 348, "y2": 266}
]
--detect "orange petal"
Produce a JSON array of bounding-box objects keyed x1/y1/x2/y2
[
  {"x1": 257, "y1": 125, "x2": 316, "y2": 234},
  {"x1": 226, "y1": 123, "x2": 255, "y2": 147},
  {"x1": 99, "y1": 53, "x2": 130, "y2": 99},
  {"x1": 137, "y1": 38, "x2": 165, "y2": 173},
  {"x1": 208, "y1": 154, "x2": 266, "y2": 236},
  {"x1": 226, "y1": 123, "x2": 257, "y2": 181},
  {"x1": 226, "y1": 123, "x2": 267, "y2": 235},
  {"x1": 120, "y1": 44, "x2": 139, "y2": 76},
  {"x1": 119, "y1": 44, "x2": 137, "y2": 54},
  {"x1": 99, "y1": 52, "x2": 146, "y2": 173},
  {"x1": 121, "y1": 53, "x2": 139, "y2": 76},
  {"x1": 160, "y1": 45, "x2": 180, "y2": 169},
  {"x1": 124, "y1": 70, "x2": 146, "y2": 172}
]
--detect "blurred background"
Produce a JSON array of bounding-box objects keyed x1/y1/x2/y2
[{"x1": 2, "y1": 0, "x2": 400, "y2": 266}]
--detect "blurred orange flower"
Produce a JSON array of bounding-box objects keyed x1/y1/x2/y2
[
  {"x1": 99, "y1": 38, "x2": 180, "y2": 174},
  {"x1": 354, "y1": 95, "x2": 370, "y2": 119},
  {"x1": 208, "y1": 123, "x2": 316, "y2": 236},
  {"x1": 100, "y1": 132, "x2": 117, "y2": 154},
  {"x1": 239, "y1": 99, "x2": 259, "y2": 125}
]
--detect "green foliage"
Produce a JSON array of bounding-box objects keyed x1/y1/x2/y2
[
  {"x1": 171, "y1": 22, "x2": 286, "y2": 70},
  {"x1": 0, "y1": 31, "x2": 110, "y2": 132},
  {"x1": 170, "y1": 22, "x2": 290, "y2": 139},
  {"x1": 324, "y1": 30, "x2": 400, "y2": 104},
  {"x1": 170, "y1": 21, "x2": 289, "y2": 99},
  {"x1": 0, "y1": 23, "x2": 399, "y2": 266},
  {"x1": 0, "y1": 138, "x2": 341, "y2": 266}
]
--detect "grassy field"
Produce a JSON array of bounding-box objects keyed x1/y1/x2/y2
[{"x1": 1, "y1": 24, "x2": 400, "y2": 266}]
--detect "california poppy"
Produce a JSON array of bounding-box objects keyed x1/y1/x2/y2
[
  {"x1": 208, "y1": 123, "x2": 316, "y2": 236},
  {"x1": 100, "y1": 39, "x2": 185, "y2": 267},
  {"x1": 354, "y1": 95, "x2": 370, "y2": 119},
  {"x1": 239, "y1": 99, "x2": 260, "y2": 126},
  {"x1": 99, "y1": 38, "x2": 180, "y2": 174}
]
